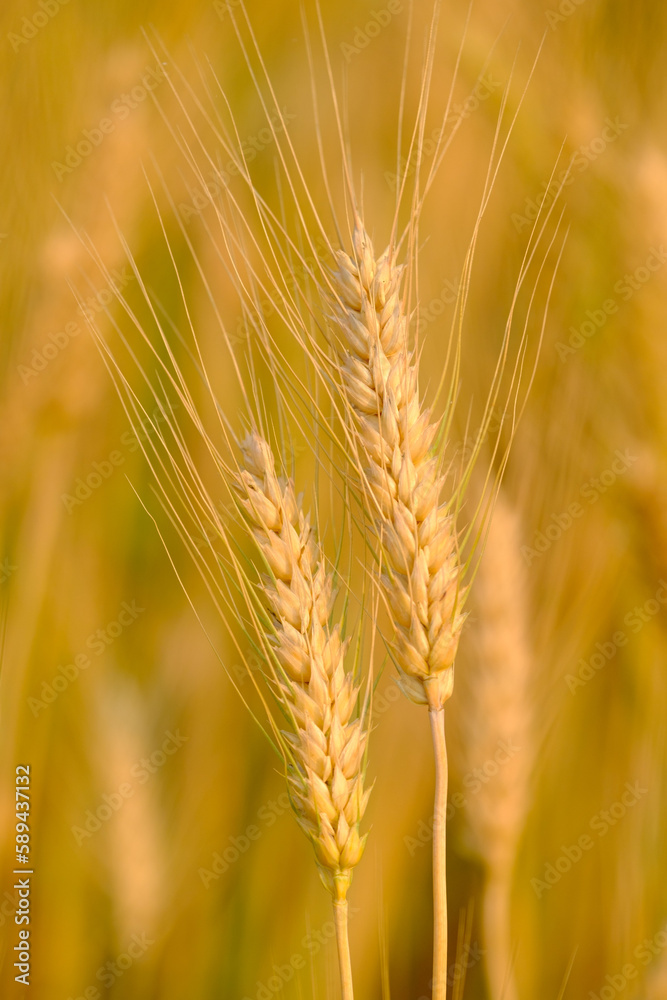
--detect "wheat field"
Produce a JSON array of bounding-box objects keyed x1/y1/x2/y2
[{"x1": 1, "y1": 1, "x2": 667, "y2": 999}]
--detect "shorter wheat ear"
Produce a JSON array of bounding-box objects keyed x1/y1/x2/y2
[{"x1": 236, "y1": 430, "x2": 370, "y2": 1000}]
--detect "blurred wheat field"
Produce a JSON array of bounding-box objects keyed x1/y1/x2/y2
[{"x1": 1, "y1": 1, "x2": 667, "y2": 999}]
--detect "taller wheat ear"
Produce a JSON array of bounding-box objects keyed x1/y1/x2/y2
[{"x1": 328, "y1": 221, "x2": 467, "y2": 1000}]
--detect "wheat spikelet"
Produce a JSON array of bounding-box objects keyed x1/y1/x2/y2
[
  {"x1": 463, "y1": 489, "x2": 533, "y2": 1000},
  {"x1": 330, "y1": 220, "x2": 467, "y2": 715},
  {"x1": 237, "y1": 431, "x2": 370, "y2": 899}
]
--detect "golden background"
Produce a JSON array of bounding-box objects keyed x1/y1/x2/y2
[{"x1": 1, "y1": 0, "x2": 667, "y2": 998}]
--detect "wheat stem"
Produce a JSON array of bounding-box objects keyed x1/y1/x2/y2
[
  {"x1": 429, "y1": 702, "x2": 449, "y2": 1000},
  {"x1": 333, "y1": 883, "x2": 354, "y2": 1000},
  {"x1": 482, "y1": 872, "x2": 516, "y2": 1000},
  {"x1": 463, "y1": 492, "x2": 531, "y2": 999}
]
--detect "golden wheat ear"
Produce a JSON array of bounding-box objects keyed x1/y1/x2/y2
[
  {"x1": 235, "y1": 429, "x2": 370, "y2": 1000},
  {"x1": 460, "y1": 489, "x2": 533, "y2": 1000},
  {"x1": 329, "y1": 221, "x2": 467, "y2": 707}
]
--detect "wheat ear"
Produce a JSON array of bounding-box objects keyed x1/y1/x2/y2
[
  {"x1": 237, "y1": 430, "x2": 369, "y2": 1000},
  {"x1": 464, "y1": 491, "x2": 532, "y2": 1000},
  {"x1": 329, "y1": 220, "x2": 467, "y2": 1000}
]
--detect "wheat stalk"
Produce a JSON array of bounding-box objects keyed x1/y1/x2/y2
[
  {"x1": 328, "y1": 218, "x2": 467, "y2": 1000},
  {"x1": 236, "y1": 430, "x2": 369, "y2": 1000}
]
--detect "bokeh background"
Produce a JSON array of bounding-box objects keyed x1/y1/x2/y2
[{"x1": 2, "y1": 1, "x2": 667, "y2": 998}]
